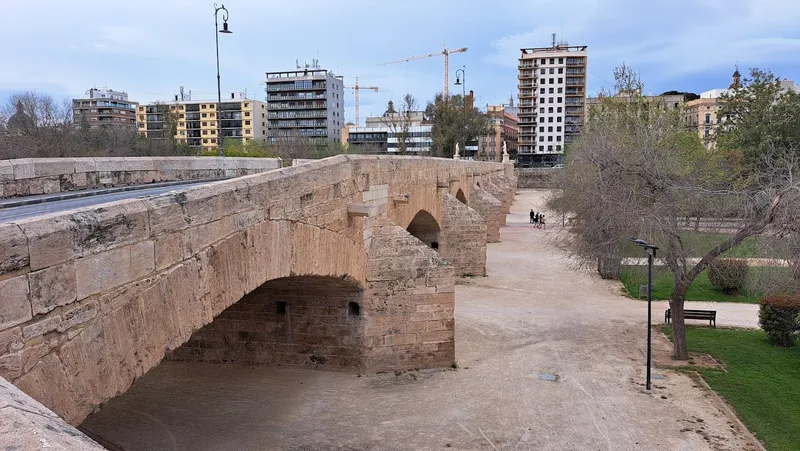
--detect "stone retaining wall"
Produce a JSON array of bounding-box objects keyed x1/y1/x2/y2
[
  {"x1": 515, "y1": 167, "x2": 559, "y2": 189},
  {"x1": 0, "y1": 157, "x2": 281, "y2": 198}
]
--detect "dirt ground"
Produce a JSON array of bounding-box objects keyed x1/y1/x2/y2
[{"x1": 80, "y1": 189, "x2": 761, "y2": 451}]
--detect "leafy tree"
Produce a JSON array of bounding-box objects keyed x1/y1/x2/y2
[
  {"x1": 382, "y1": 93, "x2": 418, "y2": 155},
  {"x1": 424, "y1": 93, "x2": 491, "y2": 158},
  {"x1": 549, "y1": 64, "x2": 800, "y2": 360},
  {"x1": 715, "y1": 68, "x2": 800, "y2": 170}
]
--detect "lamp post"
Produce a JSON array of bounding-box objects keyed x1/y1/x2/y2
[
  {"x1": 454, "y1": 67, "x2": 466, "y2": 159},
  {"x1": 214, "y1": 3, "x2": 232, "y2": 157},
  {"x1": 631, "y1": 238, "x2": 659, "y2": 391}
]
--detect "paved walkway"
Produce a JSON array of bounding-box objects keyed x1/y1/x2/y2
[{"x1": 80, "y1": 189, "x2": 760, "y2": 450}]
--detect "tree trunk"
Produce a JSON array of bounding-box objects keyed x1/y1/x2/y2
[{"x1": 670, "y1": 282, "x2": 690, "y2": 360}]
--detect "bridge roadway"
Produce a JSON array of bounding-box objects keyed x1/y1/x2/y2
[{"x1": 0, "y1": 180, "x2": 216, "y2": 222}]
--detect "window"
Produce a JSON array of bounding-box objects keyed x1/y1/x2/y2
[
  {"x1": 548, "y1": 107, "x2": 553, "y2": 113},
  {"x1": 210, "y1": 113, "x2": 215, "y2": 118},
  {"x1": 549, "y1": 58, "x2": 555, "y2": 64},
  {"x1": 558, "y1": 78, "x2": 563, "y2": 83},
  {"x1": 558, "y1": 87, "x2": 563, "y2": 93},
  {"x1": 556, "y1": 145, "x2": 562, "y2": 151},
  {"x1": 179, "y1": 122, "x2": 184, "y2": 127},
  {"x1": 547, "y1": 126, "x2": 553, "y2": 132},
  {"x1": 539, "y1": 127, "x2": 544, "y2": 132},
  {"x1": 540, "y1": 98, "x2": 545, "y2": 104},
  {"x1": 539, "y1": 117, "x2": 545, "y2": 123},
  {"x1": 558, "y1": 68, "x2": 563, "y2": 74},
  {"x1": 548, "y1": 117, "x2": 553, "y2": 123},
  {"x1": 244, "y1": 112, "x2": 250, "y2": 117},
  {"x1": 245, "y1": 120, "x2": 251, "y2": 125},
  {"x1": 540, "y1": 88, "x2": 545, "y2": 94},
  {"x1": 557, "y1": 97, "x2": 563, "y2": 103},
  {"x1": 557, "y1": 117, "x2": 562, "y2": 122},
  {"x1": 548, "y1": 98, "x2": 554, "y2": 103},
  {"x1": 559, "y1": 58, "x2": 564, "y2": 64},
  {"x1": 556, "y1": 136, "x2": 562, "y2": 142},
  {"x1": 245, "y1": 129, "x2": 251, "y2": 134},
  {"x1": 549, "y1": 68, "x2": 554, "y2": 74},
  {"x1": 202, "y1": 122, "x2": 207, "y2": 126},
  {"x1": 539, "y1": 136, "x2": 544, "y2": 142},
  {"x1": 557, "y1": 126, "x2": 562, "y2": 132},
  {"x1": 202, "y1": 113, "x2": 207, "y2": 118},
  {"x1": 557, "y1": 107, "x2": 562, "y2": 113},
  {"x1": 203, "y1": 138, "x2": 208, "y2": 143},
  {"x1": 548, "y1": 145, "x2": 554, "y2": 151},
  {"x1": 211, "y1": 138, "x2": 216, "y2": 143},
  {"x1": 704, "y1": 114, "x2": 711, "y2": 124},
  {"x1": 202, "y1": 130, "x2": 207, "y2": 135},
  {"x1": 549, "y1": 88, "x2": 554, "y2": 94},
  {"x1": 540, "y1": 68, "x2": 546, "y2": 75},
  {"x1": 201, "y1": 104, "x2": 207, "y2": 109},
  {"x1": 179, "y1": 131, "x2": 185, "y2": 136},
  {"x1": 549, "y1": 78, "x2": 554, "y2": 84},
  {"x1": 547, "y1": 136, "x2": 553, "y2": 142},
  {"x1": 539, "y1": 107, "x2": 545, "y2": 113},
  {"x1": 244, "y1": 103, "x2": 249, "y2": 107},
  {"x1": 539, "y1": 145, "x2": 545, "y2": 151}
]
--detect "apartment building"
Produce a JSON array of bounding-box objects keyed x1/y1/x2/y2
[
  {"x1": 136, "y1": 94, "x2": 267, "y2": 149},
  {"x1": 684, "y1": 69, "x2": 799, "y2": 149},
  {"x1": 265, "y1": 66, "x2": 345, "y2": 145},
  {"x1": 344, "y1": 101, "x2": 432, "y2": 153},
  {"x1": 72, "y1": 88, "x2": 137, "y2": 129},
  {"x1": 518, "y1": 42, "x2": 587, "y2": 167},
  {"x1": 478, "y1": 105, "x2": 519, "y2": 162}
]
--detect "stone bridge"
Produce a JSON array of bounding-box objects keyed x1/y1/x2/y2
[{"x1": 0, "y1": 155, "x2": 515, "y2": 429}]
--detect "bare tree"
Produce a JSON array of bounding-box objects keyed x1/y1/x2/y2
[
  {"x1": 549, "y1": 65, "x2": 800, "y2": 360},
  {"x1": 382, "y1": 93, "x2": 418, "y2": 155}
]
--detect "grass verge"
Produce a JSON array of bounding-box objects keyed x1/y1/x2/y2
[
  {"x1": 664, "y1": 326, "x2": 800, "y2": 451},
  {"x1": 620, "y1": 266, "x2": 762, "y2": 303}
]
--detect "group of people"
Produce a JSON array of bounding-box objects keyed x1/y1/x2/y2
[{"x1": 529, "y1": 209, "x2": 545, "y2": 228}]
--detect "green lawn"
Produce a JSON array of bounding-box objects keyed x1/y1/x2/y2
[
  {"x1": 620, "y1": 265, "x2": 762, "y2": 303},
  {"x1": 663, "y1": 327, "x2": 800, "y2": 451},
  {"x1": 620, "y1": 231, "x2": 783, "y2": 259}
]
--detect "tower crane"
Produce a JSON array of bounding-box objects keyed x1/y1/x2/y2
[
  {"x1": 344, "y1": 77, "x2": 379, "y2": 126},
  {"x1": 377, "y1": 45, "x2": 467, "y2": 100}
]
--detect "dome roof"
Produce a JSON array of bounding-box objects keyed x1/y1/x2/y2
[{"x1": 6, "y1": 101, "x2": 34, "y2": 133}]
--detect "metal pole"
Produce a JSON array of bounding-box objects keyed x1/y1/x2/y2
[
  {"x1": 214, "y1": 5, "x2": 224, "y2": 157},
  {"x1": 646, "y1": 247, "x2": 654, "y2": 391}
]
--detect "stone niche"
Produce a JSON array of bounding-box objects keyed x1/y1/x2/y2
[{"x1": 168, "y1": 275, "x2": 367, "y2": 370}]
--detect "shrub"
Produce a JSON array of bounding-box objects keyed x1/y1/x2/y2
[
  {"x1": 758, "y1": 295, "x2": 800, "y2": 347},
  {"x1": 708, "y1": 259, "x2": 749, "y2": 293}
]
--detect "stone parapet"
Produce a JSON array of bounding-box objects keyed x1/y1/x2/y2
[
  {"x1": 0, "y1": 156, "x2": 281, "y2": 199},
  {"x1": 515, "y1": 167, "x2": 559, "y2": 189}
]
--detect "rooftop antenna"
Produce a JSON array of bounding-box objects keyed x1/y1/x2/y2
[
  {"x1": 552, "y1": 32, "x2": 556, "y2": 48},
  {"x1": 296, "y1": 59, "x2": 300, "y2": 69}
]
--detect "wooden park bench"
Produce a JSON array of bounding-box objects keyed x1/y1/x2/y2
[{"x1": 664, "y1": 309, "x2": 716, "y2": 327}]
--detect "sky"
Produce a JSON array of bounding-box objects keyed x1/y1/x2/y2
[{"x1": 2, "y1": 0, "x2": 799, "y2": 124}]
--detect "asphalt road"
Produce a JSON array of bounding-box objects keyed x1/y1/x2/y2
[{"x1": 0, "y1": 181, "x2": 213, "y2": 223}]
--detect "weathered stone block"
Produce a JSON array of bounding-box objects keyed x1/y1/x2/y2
[
  {"x1": 0, "y1": 276, "x2": 31, "y2": 329},
  {"x1": 28, "y1": 263, "x2": 77, "y2": 315},
  {"x1": 75, "y1": 241, "x2": 154, "y2": 300},
  {"x1": 0, "y1": 223, "x2": 29, "y2": 273}
]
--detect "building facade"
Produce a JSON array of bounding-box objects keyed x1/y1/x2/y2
[
  {"x1": 518, "y1": 43, "x2": 587, "y2": 167},
  {"x1": 136, "y1": 95, "x2": 267, "y2": 149},
  {"x1": 477, "y1": 105, "x2": 519, "y2": 162},
  {"x1": 73, "y1": 88, "x2": 137, "y2": 129},
  {"x1": 344, "y1": 101, "x2": 432, "y2": 153},
  {"x1": 265, "y1": 67, "x2": 345, "y2": 145}
]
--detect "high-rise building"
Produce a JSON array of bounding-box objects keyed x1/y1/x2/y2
[
  {"x1": 265, "y1": 65, "x2": 345, "y2": 145},
  {"x1": 136, "y1": 94, "x2": 267, "y2": 148},
  {"x1": 517, "y1": 42, "x2": 587, "y2": 167},
  {"x1": 72, "y1": 88, "x2": 137, "y2": 129}
]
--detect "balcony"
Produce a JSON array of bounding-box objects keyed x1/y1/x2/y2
[
  {"x1": 566, "y1": 59, "x2": 585, "y2": 66},
  {"x1": 566, "y1": 107, "x2": 584, "y2": 114},
  {"x1": 519, "y1": 101, "x2": 534, "y2": 107},
  {"x1": 518, "y1": 71, "x2": 534, "y2": 79},
  {"x1": 268, "y1": 110, "x2": 327, "y2": 119},
  {"x1": 565, "y1": 98, "x2": 584, "y2": 105},
  {"x1": 267, "y1": 94, "x2": 326, "y2": 101},
  {"x1": 565, "y1": 88, "x2": 584, "y2": 96},
  {"x1": 565, "y1": 125, "x2": 581, "y2": 134},
  {"x1": 518, "y1": 61, "x2": 538, "y2": 69},
  {"x1": 268, "y1": 102, "x2": 327, "y2": 110},
  {"x1": 518, "y1": 82, "x2": 535, "y2": 89},
  {"x1": 566, "y1": 69, "x2": 585, "y2": 76},
  {"x1": 267, "y1": 83, "x2": 327, "y2": 92}
]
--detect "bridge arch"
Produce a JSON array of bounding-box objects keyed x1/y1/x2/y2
[
  {"x1": 169, "y1": 275, "x2": 366, "y2": 369},
  {"x1": 406, "y1": 210, "x2": 441, "y2": 250}
]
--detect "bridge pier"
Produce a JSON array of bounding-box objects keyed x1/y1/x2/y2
[
  {"x1": 469, "y1": 185, "x2": 504, "y2": 243},
  {"x1": 440, "y1": 194, "x2": 488, "y2": 276}
]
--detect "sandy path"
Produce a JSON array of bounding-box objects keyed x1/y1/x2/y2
[{"x1": 80, "y1": 189, "x2": 759, "y2": 451}]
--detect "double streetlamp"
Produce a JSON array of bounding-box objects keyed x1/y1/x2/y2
[
  {"x1": 214, "y1": 3, "x2": 232, "y2": 156},
  {"x1": 454, "y1": 67, "x2": 467, "y2": 159},
  {"x1": 631, "y1": 238, "x2": 659, "y2": 391}
]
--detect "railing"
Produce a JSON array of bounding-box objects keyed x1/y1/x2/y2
[
  {"x1": 267, "y1": 84, "x2": 327, "y2": 92},
  {"x1": 267, "y1": 94, "x2": 326, "y2": 101},
  {"x1": 565, "y1": 99, "x2": 583, "y2": 105},
  {"x1": 268, "y1": 102, "x2": 327, "y2": 110},
  {"x1": 268, "y1": 111, "x2": 327, "y2": 119}
]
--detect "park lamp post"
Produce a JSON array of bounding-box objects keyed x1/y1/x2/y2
[
  {"x1": 631, "y1": 237, "x2": 659, "y2": 391},
  {"x1": 214, "y1": 3, "x2": 232, "y2": 157},
  {"x1": 454, "y1": 67, "x2": 466, "y2": 158}
]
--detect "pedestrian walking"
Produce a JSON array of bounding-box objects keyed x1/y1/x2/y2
[
  {"x1": 530, "y1": 209, "x2": 535, "y2": 224},
  {"x1": 540, "y1": 214, "x2": 545, "y2": 229}
]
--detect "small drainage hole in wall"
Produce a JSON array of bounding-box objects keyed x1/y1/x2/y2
[
  {"x1": 276, "y1": 301, "x2": 287, "y2": 314},
  {"x1": 348, "y1": 302, "x2": 360, "y2": 316},
  {"x1": 431, "y1": 241, "x2": 439, "y2": 249}
]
